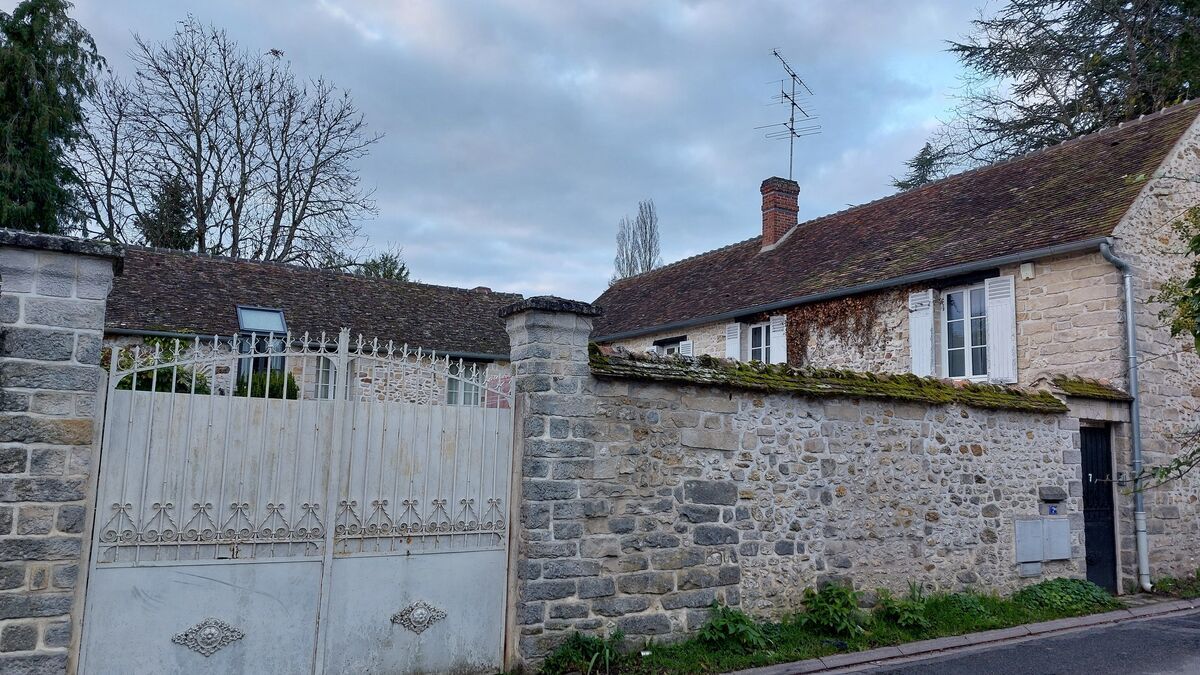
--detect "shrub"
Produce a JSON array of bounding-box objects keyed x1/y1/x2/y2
[
  {"x1": 1012, "y1": 578, "x2": 1120, "y2": 614},
  {"x1": 234, "y1": 370, "x2": 299, "y2": 399},
  {"x1": 697, "y1": 602, "x2": 772, "y2": 653},
  {"x1": 116, "y1": 367, "x2": 211, "y2": 394},
  {"x1": 795, "y1": 584, "x2": 866, "y2": 636},
  {"x1": 539, "y1": 630, "x2": 624, "y2": 675},
  {"x1": 873, "y1": 588, "x2": 930, "y2": 631}
]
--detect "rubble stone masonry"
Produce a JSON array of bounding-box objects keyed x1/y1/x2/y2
[{"x1": 505, "y1": 300, "x2": 1082, "y2": 664}]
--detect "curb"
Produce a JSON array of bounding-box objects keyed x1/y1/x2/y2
[{"x1": 730, "y1": 597, "x2": 1200, "y2": 675}]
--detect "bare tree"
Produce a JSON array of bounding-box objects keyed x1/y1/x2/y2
[
  {"x1": 71, "y1": 15, "x2": 379, "y2": 264},
  {"x1": 611, "y1": 199, "x2": 661, "y2": 283}
]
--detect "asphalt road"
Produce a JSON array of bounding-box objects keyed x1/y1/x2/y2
[{"x1": 858, "y1": 610, "x2": 1200, "y2": 675}]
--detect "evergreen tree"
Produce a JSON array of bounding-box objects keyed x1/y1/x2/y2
[
  {"x1": 0, "y1": 0, "x2": 102, "y2": 232},
  {"x1": 357, "y1": 245, "x2": 410, "y2": 281},
  {"x1": 891, "y1": 143, "x2": 949, "y2": 192},
  {"x1": 134, "y1": 174, "x2": 195, "y2": 250}
]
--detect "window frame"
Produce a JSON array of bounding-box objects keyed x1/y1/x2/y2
[
  {"x1": 236, "y1": 305, "x2": 287, "y2": 334},
  {"x1": 748, "y1": 322, "x2": 771, "y2": 363},
  {"x1": 447, "y1": 360, "x2": 486, "y2": 407},
  {"x1": 941, "y1": 284, "x2": 989, "y2": 380}
]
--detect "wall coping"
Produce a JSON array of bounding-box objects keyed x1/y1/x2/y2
[
  {"x1": 591, "y1": 346, "x2": 1069, "y2": 413},
  {"x1": 499, "y1": 295, "x2": 604, "y2": 318},
  {"x1": 0, "y1": 228, "x2": 124, "y2": 273}
]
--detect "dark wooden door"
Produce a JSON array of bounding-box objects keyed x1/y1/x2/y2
[{"x1": 1081, "y1": 426, "x2": 1117, "y2": 592}]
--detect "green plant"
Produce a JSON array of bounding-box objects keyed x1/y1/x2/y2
[
  {"x1": 106, "y1": 338, "x2": 212, "y2": 394},
  {"x1": 696, "y1": 602, "x2": 772, "y2": 653},
  {"x1": 1154, "y1": 569, "x2": 1200, "y2": 598},
  {"x1": 1012, "y1": 578, "x2": 1120, "y2": 614},
  {"x1": 234, "y1": 370, "x2": 299, "y2": 399},
  {"x1": 539, "y1": 630, "x2": 625, "y2": 675},
  {"x1": 795, "y1": 584, "x2": 866, "y2": 636},
  {"x1": 873, "y1": 588, "x2": 930, "y2": 631}
]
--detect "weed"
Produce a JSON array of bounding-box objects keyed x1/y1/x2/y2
[
  {"x1": 697, "y1": 602, "x2": 772, "y2": 652},
  {"x1": 1012, "y1": 578, "x2": 1120, "y2": 614},
  {"x1": 873, "y1": 588, "x2": 930, "y2": 631},
  {"x1": 539, "y1": 630, "x2": 625, "y2": 675},
  {"x1": 795, "y1": 584, "x2": 866, "y2": 636},
  {"x1": 1154, "y1": 569, "x2": 1200, "y2": 599}
]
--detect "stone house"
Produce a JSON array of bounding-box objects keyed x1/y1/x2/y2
[
  {"x1": 102, "y1": 246, "x2": 519, "y2": 404},
  {"x1": 594, "y1": 100, "x2": 1200, "y2": 593}
]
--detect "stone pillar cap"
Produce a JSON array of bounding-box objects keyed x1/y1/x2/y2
[
  {"x1": 498, "y1": 295, "x2": 604, "y2": 319},
  {"x1": 0, "y1": 228, "x2": 125, "y2": 273}
]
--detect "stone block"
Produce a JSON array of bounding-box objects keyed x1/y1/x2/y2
[
  {"x1": 526, "y1": 541, "x2": 577, "y2": 558},
  {"x1": 525, "y1": 439, "x2": 595, "y2": 458},
  {"x1": 0, "y1": 537, "x2": 81, "y2": 562},
  {"x1": 580, "y1": 537, "x2": 620, "y2": 558},
  {"x1": 16, "y1": 506, "x2": 54, "y2": 535},
  {"x1": 29, "y1": 447, "x2": 67, "y2": 479},
  {"x1": 679, "y1": 504, "x2": 721, "y2": 523},
  {"x1": 517, "y1": 602, "x2": 544, "y2": 625},
  {"x1": 0, "y1": 327, "x2": 75, "y2": 361},
  {"x1": 0, "y1": 415, "x2": 92, "y2": 445},
  {"x1": 22, "y1": 297, "x2": 104, "y2": 330},
  {"x1": 550, "y1": 602, "x2": 590, "y2": 619},
  {"x1": 34, "y1": 253, "x2": 77, "y2": 298},
  {"x1": 29, "y1": 392, "x2": 74, "y2": 416},
  {"x1": 523, "y1": 480, "x2": 578, "y2": 501},
  {"x1": 56, "y1": 505, "x2": 85, "y2": 534},
  {"x1": 0, "y1": 622, "x2": 37, "y2": 652},
  {"x1": 75, "y1": 333, "x2": 102, "y2": 364},
  {"x1": 0, "y1": 563, "x2": 21, "y2": 589},
  {"x1": 616, "y1": 571, "x2": 675, "y2": 594},
  {"x1": 0, "y1": 653, "x2": 69, "y2": 675},
  {"x1": 0, "y1": 478, "x2": 86, "y2": 502},
  {"x1": 576, "y1": 576, "x2": 616, "y2": 599},
  {"x1": 0, "y1": 362, "x2": 99, "y2": 392},
  {"x1": 592, "y1": 595, "x2": 651, "y2": 617},
  {"x1": 43, "y1": 620, "x2": 71, "y2": 648},
  {"x1": 0, "y1": 392, "x2": 28, "y2": 413},
  {"x1": 661, "y1": 588, "x2": 718, "y2": 610},
  {"x1": 76, "y1": 256, "x2": 115, "y2": 300},
  {"x1": 0, "y1": 592, "x2": 74, "y2": 619},
  {"x1": 617, "y1": 613, "x2": 672, "y2": 635},
  {"x1": 523, "y1": 580, "x2": 577, "y2": 601},
  {"x1": 681, "y1": 429, "x2": 738, "y2": 452},
  {"x1": 0, "y1": 296, "x2": 17, "y2": 323},
  {"x1": 684, "y1": 480, "x2": 737, "y2": 505},
  {"x1": 650, "y1": 548, "x2": 706, "y2": 570},
  {"x1": 0, "y1": 447, "x2": 26, "y2": 473},
  {"x1": 693, "y1": 524, "x2": 739, "y2": 546},
  {"x1": 52, "y1": 563, "x2": 77, "y2": 590},
  {"x1": 552, "y1": 521, "x2": 583, "y2": 539},
  {"x1": 0, "y1": 248, "x2": 37, "y2": 293},
  {"x1": 543, "y1": 559, "x2": 601, "y2": 579}
]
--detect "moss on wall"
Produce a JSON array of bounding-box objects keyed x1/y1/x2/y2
[
  {"x1": 590, "y1": 344, "x2": 1068, "y2": 413},
  {"x1": 1051, "y1": 375, "x2": 1132, "y2": 401}
]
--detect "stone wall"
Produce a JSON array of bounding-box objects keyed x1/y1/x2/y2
[
  {"x1": 505, "y1": 299, "x2": 1082, "y2": 665},
  {"x1": 1111, "y1": 113, "x2": 1200, "y2": 582},
  {"x1": 0, "y1": 232, "x2": 120, "y2": 675}
]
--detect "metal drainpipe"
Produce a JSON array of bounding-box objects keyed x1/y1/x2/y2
[{"x1": 1099, "y1": 238, "x2": 1153, "y2": 592}]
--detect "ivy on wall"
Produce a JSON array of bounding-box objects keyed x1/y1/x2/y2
[{"x1": 744, "y1": 290, "x2": 908, "y2": 366}]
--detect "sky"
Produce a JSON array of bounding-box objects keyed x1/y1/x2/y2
[{"x1": 65, "y1": 0, "x2": 981, "y2": 301}]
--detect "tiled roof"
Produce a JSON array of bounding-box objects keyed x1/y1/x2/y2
[
  {"x1": 106, "y1": 247, "x2": 522, "y2": 357},
  {"x1": 593, "y1": 100, "x2": 1200, "y2": 339}
]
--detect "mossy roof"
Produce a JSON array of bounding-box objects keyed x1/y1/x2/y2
[
  {"x1": 1051, "y1": 375, "x2": 1132, "y2": 401},
  {"x1": 593, "y1": 100, "x2": 1200, "y2": 339},
  {"x1": 590, "y1": 346, "x2": 1068, "y2": 414}
]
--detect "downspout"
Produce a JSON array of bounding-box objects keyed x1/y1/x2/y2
[{"x1": 1099, "y1": 238, "x2": 1153, "y2": 592}]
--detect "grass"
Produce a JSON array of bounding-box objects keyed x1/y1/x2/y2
[
  {"x1": 1153, "y1": 568, "x2": 1200, "y2": 599},
  {"x1": 536, "y1": 578, "x2": 1122, "y2": 675}
]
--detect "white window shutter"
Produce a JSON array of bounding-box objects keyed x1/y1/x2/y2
[
  {"x1": 724, "y1": 323, "x2": 741, "y2": 360},
  {"x1": 908, "y1": 290, "x2": 934, "y2": 377},
  {"x1": 678, "y1": 340, "x2": 694, "y2": 358},
  {"x1": 985, "y1": 275, "x2": 1018, "y2": 384},
  {"x1": 768, "y1": 315, "x2": 788, "y2": 364}
]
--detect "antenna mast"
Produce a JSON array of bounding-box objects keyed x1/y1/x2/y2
[{"x1": 756, "y1": 49, "x2": 820, "y2": 180}]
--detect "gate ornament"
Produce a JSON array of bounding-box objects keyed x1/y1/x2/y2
[
  {"x1": 172, "y1": 618, "x2": 246, "y2": 656},
  {"x1": 391, "y1": 601, "x2": 447, "y2": 634}
]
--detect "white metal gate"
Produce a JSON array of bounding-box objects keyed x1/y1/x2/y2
[{"x1": 79, "y1": 330, "x2": 514, "y2": 674}]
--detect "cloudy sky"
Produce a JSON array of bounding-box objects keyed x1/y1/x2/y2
[{"x1": 68, "y1": 0, "x2": 981, "y2": 301}]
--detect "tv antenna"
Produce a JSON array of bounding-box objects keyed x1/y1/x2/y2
[{"x1": 755, "y1": 49, "x2": 820, "y2": 180}]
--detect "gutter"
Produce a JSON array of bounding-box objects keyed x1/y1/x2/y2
[
  {"x1": 595, "y1": 236, "x2": 1111, "y2": 342},
  {"x1": 104, "y1": 327, "x2": 509, "y2": 363},
  {"x1": 1099, "y1": 238, "x2": 1153, "y2": 593}
]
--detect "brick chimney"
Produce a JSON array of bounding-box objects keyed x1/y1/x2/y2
[{"x1": 761, "y1": 176, "x2": 799, "y2": 249}]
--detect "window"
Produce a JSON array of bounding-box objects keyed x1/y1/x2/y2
[
  {"x1": 748, "y1": 322, "x2": 771, "y2": 363},
  {"x1": 447, "y1": 361, "x2": 484, "y2": 406},
  {"x1": 314, "y1": 357, "x2": 358, "y2": 400},
  {"x1": 653, "y1": 335, "x2": 687, "y2": 357},
  {"x1": 944, "y1": 285, "x2": 988, "y2": 379},
  {"x1": 236, "y1": 306, "x2": 286, "y2": 334}
]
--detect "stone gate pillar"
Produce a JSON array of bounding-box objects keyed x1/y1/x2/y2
[
  {"x1": 500, "y1": 296, "x2": 603, "y2": 668},
  {"x1": 0, "y1": 231, "x2": 122, "y2": 675}
]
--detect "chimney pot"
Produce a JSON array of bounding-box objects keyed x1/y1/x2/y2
[{"x1": 761, "y1": 177, "x2": 799, "y2": 249}]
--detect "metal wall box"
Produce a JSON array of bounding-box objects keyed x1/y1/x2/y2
[
  {"x1": 1015, "y1": 519, "x2": 1043, "y2": 563},
  {"x1": 1042, "y1": 518, "x2": 1071, "y2": 560}
]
